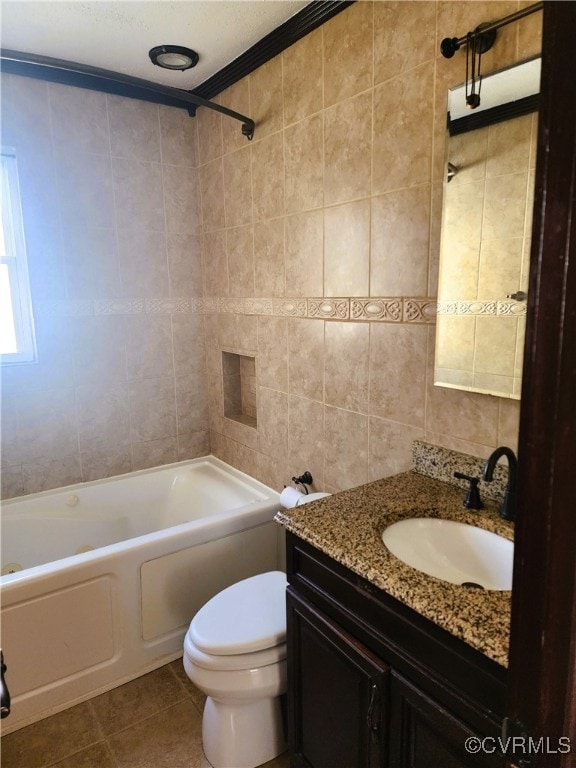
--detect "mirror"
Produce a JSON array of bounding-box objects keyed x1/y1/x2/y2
[{"x1": 435, "y1": 58, "x2": 541, "y2": 399}]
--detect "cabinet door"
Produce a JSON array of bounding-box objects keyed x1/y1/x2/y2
[
  {"x1": 389, "y1": 674, "x2": 504, "y2": 768},
  {"x1": 287, "y1": 589, "x2": 389, "y2": 768}
]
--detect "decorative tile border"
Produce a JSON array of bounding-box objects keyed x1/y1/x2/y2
[
  {"x1": 351, "y1": 298, "x2": 402, "y2": 321},
  {"x1": 437, "y1": 300, "x2": 527, "y2": 316},
  {"x1": 308, "y1": 298, "x2": 349, "y2": 319},
  {"x1": 33, "y1": 296, "x2": 438, "y2": 323},
  {"x1": 272, "y1": 299, "x2": 307, "y2": 317}
]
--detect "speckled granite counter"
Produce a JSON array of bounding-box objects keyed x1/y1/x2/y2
[{"x1": 275, "y1": 470, "x2": 514, "y2": 668}]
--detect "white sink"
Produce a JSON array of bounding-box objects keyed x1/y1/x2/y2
[{"x1": 381, "y1": 518, "x2": 513, "y2": 591}]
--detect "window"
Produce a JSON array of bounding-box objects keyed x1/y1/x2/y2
[{"x1": 1, "y1": 149, "x2": 36, "y2": 363}]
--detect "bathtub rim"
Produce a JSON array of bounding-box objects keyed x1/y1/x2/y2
[{"x1": 1, "y1": 455, "x2": 280, "y2": 587}]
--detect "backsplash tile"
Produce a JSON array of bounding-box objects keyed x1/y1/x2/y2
[{"x1": 412, "y1": 440, "x2": 509, "y2": 503}]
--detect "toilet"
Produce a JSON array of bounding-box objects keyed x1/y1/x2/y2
[{"x1": 183, "y1": 570, "x2": 288, "y2": 768}]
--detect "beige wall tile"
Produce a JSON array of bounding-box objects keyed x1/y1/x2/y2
[
  {"x1": 71, "y1": 317, "x2": 127, "y2": 387},
  {"x1": 125, "y1": 315, "x2": 174, "y2": 381},
  {"x1": 249, "y1": 56, "x2": 283, "y2": 139},
  {"x1": 202, "y1": 230, "x2": 228, "y2": 296},
  {"x1": 324, "y1": 199, "x2": 370, "y2": 297},
  {"x1": 323, "y1": 1, "x2": 373, "y2": 108},
  {"x1": 128, "y1": 377, "x2": 177, "y2": 443},
  {"x1": 199, "y1": 159, "x2": 225, "y2": 231},
  {"x1": 196, "y1": 100, "x2": 223, "y2": 163},
  {"x1": 49, "y1": 83, "x2": 110, "y2": 156},
  {"x1": 285, "y1": 210, "x2": 323, "y2": 297},
  {"x1": 369, "y1": 323, "x2": 427, "y2": 427},
  {"x1": 159, "y1": 104, "x2": 198, "y2": 167},
  {"x1": 252, "y1": 132, "x2": 284, "y2": 221},
  {"x1": 258, "y1": 316, "x2": 288, "y2": 392},
  {"x1": 62, "y1": 227, "x2": 121, "y2": 300},
  {"x1": 167, "y1": 233, "x2": 203, "y2": 298},
  {"x1": 374, "y1": 1, "x2": 436, "y2": 84},
  {"x1": 227, "y1": 225, "x2": 255, "y2": 297},
  {"x1": 288, "y1": 319, "x2": 324, "y2": 402},
  {"x1": 163, "y1": 164, "x2": 199, "y2": 234},
  {"x1": 112, "y1": 157, "x2": 165, "y2": 231},
  {"x1": 236, "y1": 314, "x2": 259, "y2": 354},
  {"x1": 15, "y1": 388, "x2": 77, "y2": 465},
  {"x1": 21, "y1": 455, "x2": 83, "y2": 495},
  {"x1": 258, "y1": 387, "x2": 289, "y2": 459},
  {"x1": 117, "y1": 229, "x2": 169, "y2": 297},
  {"x1": 325, "y1": 322, "x2": 369, "y2": 413},
  {"x1": 283, "y1": 26, "x2": 323, "y2": 126},
  {"x1": 288, "y1": 395, "x2": 325, "y2": 488},
  {"x1": 324, "y1": 91, "x2": 372, "y2": 206},
  {"x1": 254, "y1": 218, "x2": 285, "y2": 297},
  {"x1": 1, "y1": 76, "x2": 213, "y2": 493},
  {"x1": 324, "y1": 406, "x2": 369, "y2": 490},
  {"x1": 108, "y1": 95, "x2": 161, "y2": 161},
  {"x1": 176, "y1": 372, "x2": 209, "y2": 434},
  {"x1": 284, "y1": 113, "x2": 323, "y2": 215},
  {"x1": 369, "y1": 416, "x2": 424, "y2": 482},
  {"x1": 370, "y1": 185, "x2": 430, "y2": 296},
  {"x1": 223, "y1": 146, "x2": 253, "y2": 228},
  {"x1": 58, "y1": 152, "x2": 115, "y2": 230},
  {"x1": 132, "y1": 437, "x2": 179, "y2": 471},
  {"x1": 373, "y1": 62, "x2": 434, "y2": 195}
]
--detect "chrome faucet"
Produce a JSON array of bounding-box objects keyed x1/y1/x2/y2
[{"x1": 482, "y1": 446, "x2": 517, "y2": 521}]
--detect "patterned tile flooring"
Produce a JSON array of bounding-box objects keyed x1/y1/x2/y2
[{"x1": 0, "y1": 660, "x2": 289, "y2": 768}]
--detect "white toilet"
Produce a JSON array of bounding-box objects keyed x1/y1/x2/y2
[{"x1": 183, "y1": 570, "x2": 288, "y2": 768}]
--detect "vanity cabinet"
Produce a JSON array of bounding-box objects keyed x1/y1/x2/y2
[{"x1": 286, "y1": 532, "x2": 507, "y2": 768}]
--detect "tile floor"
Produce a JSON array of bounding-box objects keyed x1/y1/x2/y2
[{"x1": 0, "y1": 660, "x2": 290, "y2": 768}]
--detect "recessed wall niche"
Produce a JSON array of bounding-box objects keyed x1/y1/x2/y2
[{"x1": 222, "y1": 352, "x2": 257, "y2": 428}]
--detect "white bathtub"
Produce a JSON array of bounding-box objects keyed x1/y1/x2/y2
[{"x1": 0, "y1": 456, "x2": 282, "y2": 734}]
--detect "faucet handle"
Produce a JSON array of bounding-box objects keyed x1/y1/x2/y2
[{"x1": 454, "y1": 472, "x2": 484, "y2": 510}]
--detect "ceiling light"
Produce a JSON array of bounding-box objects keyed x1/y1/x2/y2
[{"x1": 149, "y1": 45, "x2": 199, "y2": 71}]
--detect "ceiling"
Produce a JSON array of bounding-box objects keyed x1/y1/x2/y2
[{"x1": 0, "y1": 1, "x2": 309, "y2": 90}]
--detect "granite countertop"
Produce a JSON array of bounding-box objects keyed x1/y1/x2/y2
[{"x1": 275, "y1": 470, "x2": 514, "y2": 668}]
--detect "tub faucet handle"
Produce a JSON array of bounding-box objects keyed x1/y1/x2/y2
[{"x1": 454, "y1": 471, "x2": 484, "y2": 510}]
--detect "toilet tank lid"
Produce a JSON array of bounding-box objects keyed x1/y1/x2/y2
[{"x1": 190, "y1": 571, "x2": 288, "y2": 655}]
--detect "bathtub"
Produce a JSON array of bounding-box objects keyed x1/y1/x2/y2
[{"x1": 0, "y1": 456, "x2": 282, "y2": 734}]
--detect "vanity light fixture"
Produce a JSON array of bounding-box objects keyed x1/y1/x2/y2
[{"x1": 148, "y1": 45, "x2": 199, "y2": 71}]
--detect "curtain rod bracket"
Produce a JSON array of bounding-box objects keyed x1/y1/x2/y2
[{"x1": 440, "y1": 1, "x2": 543, "y2": 58}]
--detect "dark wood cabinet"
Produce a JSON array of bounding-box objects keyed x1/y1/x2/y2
[
  {"x1": 286, "y1": 532, "x2": 507, "y2": 768},
  {"x1": 288, "y1": 590, "x2": 389, "y2": 768},
  {"x1": 389, "y1": 674, "x2": 502, "y2": 768}
]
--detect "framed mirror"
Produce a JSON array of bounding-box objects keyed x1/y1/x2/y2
[{"x1": 434, "y1": 57, "x2": 541, "y2": 399}]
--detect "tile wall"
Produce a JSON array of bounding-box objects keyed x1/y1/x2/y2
[
  {"x1": 198, "y1": 1, "x2": 541, "y2": 494},
  {"x1": 0, "y1": 76, "x2": 207, "y2": 498},
  {"x1": 0, "y1": 1, "x2": 542, "y2": 500}
]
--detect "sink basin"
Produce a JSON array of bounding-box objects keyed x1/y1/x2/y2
[{"x1": 381, "y1": 518, "x2": 513, "y2": 590}]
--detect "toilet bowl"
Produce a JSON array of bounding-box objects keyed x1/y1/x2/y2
[{"x1": 183, "y1": 571, "x2": 288, "y2": 768}]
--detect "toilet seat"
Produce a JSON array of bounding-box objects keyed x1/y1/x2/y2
[
  {"x1": 184, "y1": 631, "x2": 286, "y2": 671},
  {"x1": 190, "y1": 571, "x2": 287, "y2": 656}
]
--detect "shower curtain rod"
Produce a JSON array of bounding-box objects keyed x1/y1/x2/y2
[
  {"x1": 0, "y1": 49, "x2": 256, "y2": 140},
  {"x1": 440, "y1": 1, "x2": 544, "y2": 58}
]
